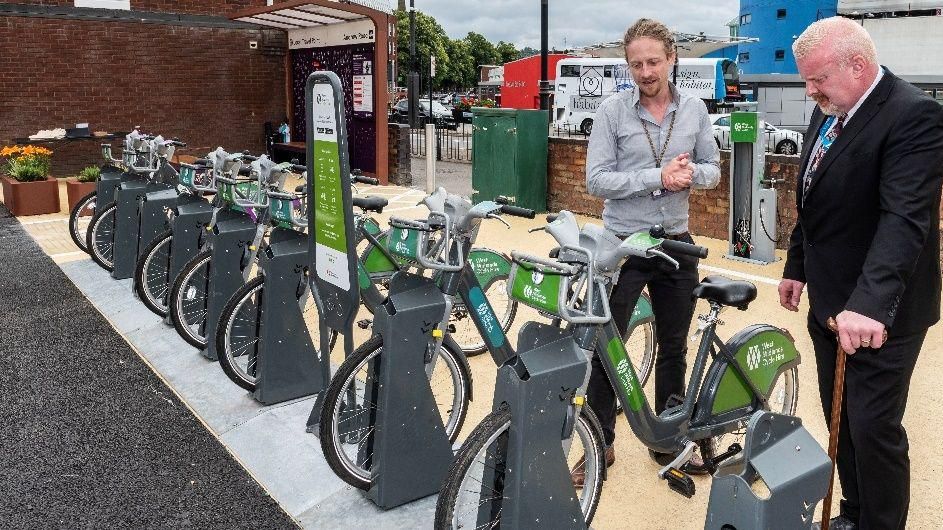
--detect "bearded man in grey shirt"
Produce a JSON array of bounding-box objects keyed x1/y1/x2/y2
[{"x1": 571, "y1": 18, "x2": 720, "y2": 487}]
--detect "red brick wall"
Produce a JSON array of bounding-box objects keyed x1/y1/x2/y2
[
  {"x1": 547, "y1": 137, "x2": 943, "y2": 264},
  {"x1": 0, "y1": 15, "x2": 286, "y2": 177}
]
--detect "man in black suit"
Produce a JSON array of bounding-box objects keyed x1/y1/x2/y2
[{"x1": 779, "y1": 17, "x2": 943, "y2": 530}]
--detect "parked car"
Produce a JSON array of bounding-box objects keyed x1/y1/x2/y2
[
  {"x1": 390, "y1": 98, "x2": 458, "y2": 130},
  {"x1": 710, "y1": 114, "x2": 803, "y2": 155}
]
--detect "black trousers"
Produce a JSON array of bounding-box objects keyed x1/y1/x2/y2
[
  {"x1": 586, "y1": 236, "x2": 700, "y2": 447},
  {"x1": 809, "y1": 312, "x2": 926, "y2": 530}
]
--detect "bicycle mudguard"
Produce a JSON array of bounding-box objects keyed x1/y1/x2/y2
[
  {"x1": 627, "y1": 290, "x2": 654, "y2": 330},
  {"x1": 695, "y1": 325, "x2": 800, "y2": 420},
  {"x1": 467, "y1": 248, "x2": 511, "y2": 289}
]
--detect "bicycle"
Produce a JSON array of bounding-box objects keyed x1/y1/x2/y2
[
  {"x1": 133, "y1": 147, "x2": 240, "y2": 317},
  {"x1": 69, "y1": 129, "x2": 146, "y2": 253},
  {"x1": 167, "y1": 153, "x2": 280, "y2": 350},
  {"x1": 85, "y1": 134, "x2": 184, "y2": 271},
  {"x1": 316, "y1": 188, "x2": 537, "y2": 499},
  {"x1": 434, "y1": 211, "x2": 800, "y2": 529}
]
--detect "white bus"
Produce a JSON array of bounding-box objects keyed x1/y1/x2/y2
[{"x1": 554, "y1": 57, "x2": 741, "y2": 134}]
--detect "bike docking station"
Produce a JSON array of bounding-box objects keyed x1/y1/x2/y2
[
  {"x1": 198, "y1": 160, "x2": 274, "y2": 362},
  {"x1": 305, "y1": 71, "x2": 364, "y2": 422},
  {"x1": 724, "y1": 103, "x2": 781, "y2": 265},
  {"x1": 160, "y1": 157, "x2": 220, "y2": 324},
  {"x1": 305, "y1": 71, "x2": 463, "y2": 510},
  {"x1": 248, "y1": 171, "x2": 322, "y2": 405},
  {"x1": 704, "y1": 411, "x2": 830, "y2": 529}
]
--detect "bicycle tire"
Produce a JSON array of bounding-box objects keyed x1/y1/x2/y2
[
  {"x1": 69, "y1": 190, "x2": 96, "y2": 253},
  {"x1": 216, "y1": 277, "x2": 340, "y2": 392},
  {"x1": 86, "y1": 201, "x2": 117, "y2": 272},
  {"x1": 134, "y1": 229, "x2": 173, "y2": 317},
  {"x1": 319, "y1": 335, "x2": 470, "y2": 490},
  {"x1": 434, "y1": 405, "x2": 605, "y2": 529},
  {"x1": 169, "y1": 249, "x2": 213, "y2": 349}
]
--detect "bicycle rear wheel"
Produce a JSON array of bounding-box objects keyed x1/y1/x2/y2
[
  {"x1": 135, "y1": 229, "x2": 173, "y2": 317},
  {"x1": 69, "y1": 191, "x2": 96, "y2": 253},
  {"x1": 169, "y1": 250, "x2": 213, "y2": 349},
  {"x1": 87, "y1": 201, "x2": 117, "y2": 272},
  {"x1": 434, "y1": 406, "x2": 605, "y2": 529}
]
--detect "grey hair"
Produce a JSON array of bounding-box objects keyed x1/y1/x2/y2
[{"x1": 792, "y1": 16, "x2": 877, "y2": 67}]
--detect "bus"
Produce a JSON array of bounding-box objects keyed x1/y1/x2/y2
[{"x1": 554, "y1": 57, "x2": 741, "y2": 134}]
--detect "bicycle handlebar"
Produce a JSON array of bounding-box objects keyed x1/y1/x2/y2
[
  {"x1": 353, "y1": 174, "x2": 380, "y2": 185},
  {"x1": 499, "y1": 204, "x2": 535, "y2": 219},
  {"x1": 660, "y1": 239, "x2": 709, "y2": 259},
  {"x1": 290, "y1": 164, "x2": 307, "y2": 174}
]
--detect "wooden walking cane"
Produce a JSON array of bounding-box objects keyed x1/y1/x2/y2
[
  {"x1": 821, "y1": 317, "x2": 887, "y2": 530},
  {"x1": 821, "y1": 317, "x2": 845, "y2": 530}
]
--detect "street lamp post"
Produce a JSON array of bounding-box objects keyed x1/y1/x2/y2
[
  {"x1": 408, "y1": 0, "x2": 420, "y2": 128},
  {"x1": 538, "y1": 0, "x2": 550, "y2": 119}
]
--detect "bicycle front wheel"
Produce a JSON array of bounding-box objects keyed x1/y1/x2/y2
[
  {"x1": 169, "y1": 249, "x2": 213, "y2": 349},
  {"x1": 434, "y1": 406, "x2": 605, "y2": 529},
  {"x1": 69, "y1": 191, "x2": 96, "y2": 253},
  {"x1": 319, "y1": 335, "x2": 470, "y2": 490},
  {"x1": 135, "y1": 229, "x2": 173, "y2": 317},
  {"x1": 86, "y1": 201, "x2": 117, "y2": 271}
]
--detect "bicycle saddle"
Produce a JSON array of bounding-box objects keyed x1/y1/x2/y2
[
  {"x1": 353, "y1": 196, "x2": 388, "y2": 213},
  {"x1": 692, "y1": 275, "x2": 757, "y2": 310}
]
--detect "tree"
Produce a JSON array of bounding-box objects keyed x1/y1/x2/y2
[
  {"x1": 464, "y1": 31, "x2": 499, "y2": 69},
  {"x1": 393, "y1": 9, "x2": 450, "y2": 88},
  {"x1": 441, "y1": 38, "x2": 476, "y2": 90},
  {"x1": 495, "y1": 41, "x2": 519, "y2": 64},
  {"x1": 517, "y1": 46, "x2": 540, "y2": 60}
]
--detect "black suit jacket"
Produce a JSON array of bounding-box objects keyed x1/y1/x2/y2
[{"x1": 783, "y1": 70, "x2": 943, "y2": 335}]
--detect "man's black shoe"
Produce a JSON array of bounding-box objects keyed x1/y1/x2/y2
[{"x1": 812, "y1": 514, "x2": 857, "y2": 530}]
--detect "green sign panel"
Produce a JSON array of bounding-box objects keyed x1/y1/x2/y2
[{"x1": 730, "y1": 111, "x2": 758, "y2": 143}]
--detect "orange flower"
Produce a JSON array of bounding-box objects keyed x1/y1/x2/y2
[{"x1": 0, "y1": 145, "x2": 21, "y2": 157}]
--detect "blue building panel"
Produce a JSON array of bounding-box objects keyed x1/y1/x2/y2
[{"x1": 737, "y1": 0, "x2": 838, "y2": 74}]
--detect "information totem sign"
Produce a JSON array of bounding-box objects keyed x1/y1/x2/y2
[{"x1": 305, "y1": 71, "x2": 360, "y2": 394}]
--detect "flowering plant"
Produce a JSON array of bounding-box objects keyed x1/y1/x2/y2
[
  {"x1": 478, "y1": 98, "x2": 497, "y2": 108},
  {"x1": 455, "y1": 97, "x2": 475, "y2": 111},
  {"x1": 1, "y1": 145, "x2": 53, "y2": 182}
]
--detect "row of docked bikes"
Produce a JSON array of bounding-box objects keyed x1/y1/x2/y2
[{"x1": 69, "y1": 126, "x2": 831, "y2": 529}]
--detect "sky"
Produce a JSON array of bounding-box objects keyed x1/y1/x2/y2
[{"x1": 409, "y1": 1, "x2": 741, "y2": 50}]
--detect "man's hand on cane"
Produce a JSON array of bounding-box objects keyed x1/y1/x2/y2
[{"x1": 834, "y1": 310, "x2": 886, "y2": 353}]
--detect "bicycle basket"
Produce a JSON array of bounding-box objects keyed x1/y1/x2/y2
[
  {"x1": 386, "y1": 224, "x2": 429, "y2": 265},
  {"x1": 507, "y1": 257, "x2": 572, "y2": 316},
  {"x1": 269, "y1": 193, "x2": 305, "y2": 228}
]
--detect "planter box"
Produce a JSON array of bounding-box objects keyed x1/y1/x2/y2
[
  {"x1": 1, "y1": 175, "x2": 61, "y2": 216},
  {"x1": 66, "y1": 179, "x2": 98, "y2": 211}
]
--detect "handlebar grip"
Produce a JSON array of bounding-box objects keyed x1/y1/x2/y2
[
  {"x1": 500, "y1": 204, "x2": 536, "y2": 219},
  {"x1": 291, "y1": 164, "x2": 307, "y2": 174},
  {"x1": 661, "y1": 239, "x2": 709, "y2": 259},
  {"x1": 241, "y1": 153, "x2": 259, "y2": 162},
  {"x1": 546, "y1": 213, "x2": 559, "y2": 223},
  {"x1": 495, "y1": 195, "x2": 510, "y2": 205},
  {"x1": 191, "y1": 158, "x2": 211, "y2": 165},
  {"x1": 169, "y1": 140, "x2": 187, "y2": 147},
  {"x1": 238, "y1": 166, "x2": 252, "y2": 176},
  {"x1": 353, "y1": 175, "x2": 379, "y2": 185}
]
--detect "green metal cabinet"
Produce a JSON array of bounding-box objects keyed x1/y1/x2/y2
[{"x1": 471, "y1": 108, "x2": 548, "y2": 212}]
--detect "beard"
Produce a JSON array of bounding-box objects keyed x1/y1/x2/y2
[
  {"x1": 637, "y1": 78, "x2": 664, "y2": 98},
  {"x1": 812, "y1": 93, "x2": 842, "y2": 116}
]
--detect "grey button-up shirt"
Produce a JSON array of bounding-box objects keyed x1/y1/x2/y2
[{"x1": 585, "y1": 85, "x2": 721, "y2": 236}]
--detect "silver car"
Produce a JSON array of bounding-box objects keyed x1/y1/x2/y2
[{"x1": 710, "y1": 114, "x2": 804, "y2": 155}]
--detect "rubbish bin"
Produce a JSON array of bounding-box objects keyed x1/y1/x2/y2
[{"x1": 471, "y1": 108, "x2": 548, "y2": 212}]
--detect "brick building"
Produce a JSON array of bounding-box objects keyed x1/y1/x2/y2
[{"x1": 0, "y1": 1, "x2": 288, "y2": 176}]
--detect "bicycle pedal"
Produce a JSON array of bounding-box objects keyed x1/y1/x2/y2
[
  {"x1": 708, "y1": 443, "x2": 743, "y2": 468},
  {"x1": 662, "y1": 467, "x2": 696, "y2": 498},
  {"x1": 356, "y1": 319, "x2": 372, "y2": 329}
]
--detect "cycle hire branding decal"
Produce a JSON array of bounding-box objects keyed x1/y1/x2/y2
[
  {"x1": 387, "y1": 227, "x2": 420, "y2": 262},
  {"x1": 730, "y1": 112, "x2": 758, "y2": 144},
  {"x1": 467, "y1": 285, "x2": 505, "y2": 348},
  {"x1": 510, "y1": 264, "x2": 560, "y2": 315},
  {"x1": 623, "y1": 232, "x2": 661, "y2": 251},
  {"x1": 468, "y1": 249, "x2": 511, "y2": 289},
  {"x1": 711, "y1": 330, "x2": 798, "y2": 415},
  {"x1": 312, "y1": 83, "x2": 350, "y2": 291},
  {"x1": 606, "y1": 336, "x2": 644, "y2": 412}
]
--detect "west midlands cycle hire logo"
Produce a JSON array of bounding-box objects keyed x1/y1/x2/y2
[
  {"x1": 522, "y1": 271, "x2": 548, "y2": 306},
  {"x1": 400, "y1": 229, "x2": 409, "y2": 241}
]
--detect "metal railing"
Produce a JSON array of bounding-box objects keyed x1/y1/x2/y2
[{"x1": 408, "y1": 126, "x2": 473, "y2": 162}]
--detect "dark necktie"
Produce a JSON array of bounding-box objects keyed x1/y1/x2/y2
[{"x1": 803, "y1": 114, "x2": 845, "y2": 200}]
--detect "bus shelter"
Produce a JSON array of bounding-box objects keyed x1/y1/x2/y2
[{"x1": 231, "y1": 0, "x2": 396, "y2": 181}]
